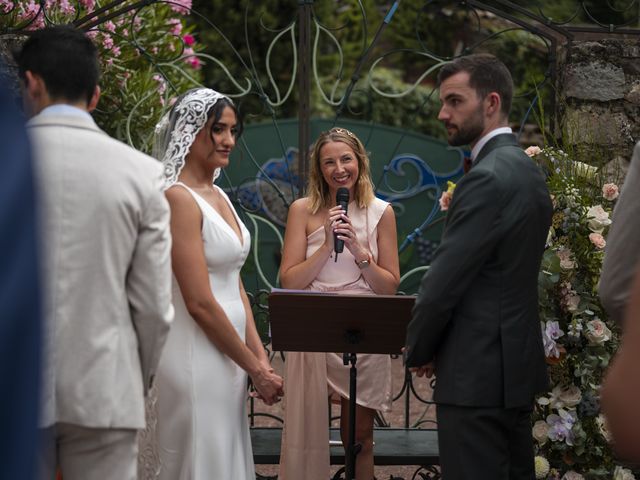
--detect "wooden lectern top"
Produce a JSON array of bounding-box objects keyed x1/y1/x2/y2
[{"x1": 268, "y1": 291, "x2": 415, "y2": 355}]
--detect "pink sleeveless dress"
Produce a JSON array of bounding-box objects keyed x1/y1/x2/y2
[{"x1": 278, "y1": 197, "x2": 393, "y2": 480}]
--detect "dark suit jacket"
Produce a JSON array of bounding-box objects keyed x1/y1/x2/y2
[
  {"x1": 0, "y1": 71, "x2": 42, "y2": 480},
  {"x1": 405, "y1": 133, "x2": 552, "y2": 409}
]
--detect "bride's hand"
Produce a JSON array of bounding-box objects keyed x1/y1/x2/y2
[{"x1": 250, "y1": 366, "x2": 284, "y2": 405}]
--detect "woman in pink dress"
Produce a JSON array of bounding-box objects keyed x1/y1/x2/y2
[{"x1": 278, "y1": 127, "x2": 400, "y2": 480}]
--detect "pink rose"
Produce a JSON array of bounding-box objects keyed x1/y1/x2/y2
[
  {"x1": 557, "y1": 247, "x2": 576, "y2": 270},
  {"x1": 585, "y1": 319, "x2": 611, "y2": 345},
  {"x1": 439, "y1": 191, "x2": 452, "y2": 211},
  {"x1": 525, "y1": 145, "x2": 542, "y2": 157},
  {"x1": 602, "y1": 183, "x2": 619, "y2": 201},
  {"x1": 589, "y1": 232, "x2": 606, "y2": 249}
]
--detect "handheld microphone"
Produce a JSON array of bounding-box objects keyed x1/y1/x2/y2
[{"x1": 334, "y1": 187, "x2": 350, "y2": 260}]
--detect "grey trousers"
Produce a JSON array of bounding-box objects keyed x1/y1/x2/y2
[{"x1": 38, "y1": 423, "x2": 138, "y2": 480}]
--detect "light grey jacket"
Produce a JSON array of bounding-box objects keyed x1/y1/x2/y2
[
  {"x1": 28, "y1": 113, "x2": 174, "y2": 429},
  {"x1": 600, "y1": 142, "x2": 640, "y2": 326}
]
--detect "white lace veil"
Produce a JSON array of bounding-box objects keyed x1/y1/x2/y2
[{"x1": 153, "y1": 87, "x2": 230, "y2": 188}]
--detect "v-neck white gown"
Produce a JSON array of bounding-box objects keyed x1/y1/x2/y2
[{"x1": 152, "y1": 182, "x2": 254, "y2": 479}]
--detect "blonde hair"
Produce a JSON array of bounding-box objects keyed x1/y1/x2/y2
[{"x1": 306, "y1": 127, "x2": 375, "y2": 214}]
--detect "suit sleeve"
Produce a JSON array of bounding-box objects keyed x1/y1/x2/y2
[
  {"x1": 405, "y1": 169, "x2": 503, "y2": 367},
  {"x1": 599, "y1": 143, "x2": 640, "y2": 325},
  {"x1": 126, "y1": 167, "x2": 174, "y2": 394}
]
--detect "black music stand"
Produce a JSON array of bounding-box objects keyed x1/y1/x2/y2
[{"x1": 268, "y1": 291, "x2": 415, "y2": 480}]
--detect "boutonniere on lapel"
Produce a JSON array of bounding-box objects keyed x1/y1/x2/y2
[{"x1": 439, "y1": 181, "x2": 456, "y2": 212}]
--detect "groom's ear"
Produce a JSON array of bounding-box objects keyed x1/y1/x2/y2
[
  {"x1": 484, "y1": 92, "x2": 502, "y2": 118},
  {"x1": 87, "y1": 85, "x2": 100, "y2": 112}
]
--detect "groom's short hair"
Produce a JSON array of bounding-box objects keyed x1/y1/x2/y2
[
  {"x1": 437, "y1": 53, "x2": 513, "y2": 118},
  {"x1": 16, "y1": 25, "x2": 100, "y2": 106}
]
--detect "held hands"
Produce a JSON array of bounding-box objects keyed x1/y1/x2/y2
[
  {"x1": 410, "y1": 361, "x2": 435, "y2": 379},
  {"x1": 249, "y1": 363, "x2": 284, "y2": 406},
  {"x1": 401, "y1": 348, "x2": 436, "y2": 379}
]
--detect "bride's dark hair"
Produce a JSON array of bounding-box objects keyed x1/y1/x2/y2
[{"x1": 207, "y1": 96, "x2": 244, "y2": 141}]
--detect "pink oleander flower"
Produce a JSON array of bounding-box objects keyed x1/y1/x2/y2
[
  {"x1": 182, "y1": 47, "x2": 202, "y2": 69},
  {"x1": 183, "y1": 34, "x2": 195, "y2": 46},
  {"x1": 170, "y1": 0, "x2": 192, "y2": 14},
  {"x1": 187, "y1": 56, "x2": 202, "y2": 69},
  {"x1": 169, "y1": 18, "x2": 183, "y2": 36},
  {"x1": 20, "y1": 0, "x2": 45, "y2": 29},
  {"x1": 1, "y1": 0, "x2": 14, "y2": 13},
  {"x1": 602, "y1": 183, "x2": 619, "y2": 201},
  {"x1": 152, "y1": 74, "x2": 167, "y2": 95},
  {"x1": 525, "y1": 145, "x2": 542, "y2": 157},
  {"x1": 55, "y1": 0, "x2": 75, "y2": 15},
  {"x1": 589, "y1": 232, "x2": 606, "y2": 249},
  {"x1": 103, "y1": 21, "x2": 116, "y2": 33},
  {"x1": 102, "y1": 34, "x2": 114, "y2": 50}
]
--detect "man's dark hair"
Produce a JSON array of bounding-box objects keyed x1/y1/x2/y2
[
  {"x1": 15, "y1": 25, "x2": 99, "y2": 105},
  {"x1": 437, "y1": 53, "x2": 513, "y2": 118}
]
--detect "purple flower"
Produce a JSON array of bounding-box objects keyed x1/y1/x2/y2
[
  {"x1": 547, "y1": 410, "x2": 576, "y2": 446},
  {"x1": 542, "y1": 321, "x2": 564, "y2": 358}
]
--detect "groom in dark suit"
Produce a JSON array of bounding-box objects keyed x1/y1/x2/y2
[{"x1": 405, "y1": 54, "x2": 552, "y2": 479}]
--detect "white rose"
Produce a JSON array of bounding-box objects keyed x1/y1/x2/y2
[
  {"x1": 532, "y1": 420, "x2": 550, "y2": 444},
  {"x1": 586, "y1": 205, "x2": 612, "y2": 233},
  {"x1": 559, "y1": 385, "x2": 582, "y2": 408},
  {"x1": 566, "y1": 294, "x2": 581, "y2": 312},
  {"x1": 596, "y1": 414, "x2": 612, "y2": 442},
  {"x1": 585, "y1": 319, "x2": 612, "y2": 345},
  {"x1": 562, "y1": 471, "x2": 585, "y2": 480},
  {"x1": 614, "y1": 466, "x2": 637, "y2": 480}
]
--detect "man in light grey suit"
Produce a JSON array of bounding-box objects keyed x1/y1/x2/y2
[
  {"x1": 599, "y1": 142, "x2": 640, "y2": 325},
  {"x1": 17, "y1": 26, "x2": 173, "y2": 480}
]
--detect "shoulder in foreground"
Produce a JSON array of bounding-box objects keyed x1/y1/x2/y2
[
  {"x1": 111, "y1": 139, "x2": 160, "y2": 169},
  {"x1": 371, "y1": 196, "x2": 390, "y2": 208},
  {"x1": 165, "y1": 184, "x2": 196, "y2": 207},
  {"x1": 289, "y1": 197, "x2": 311, "y2": 213}
]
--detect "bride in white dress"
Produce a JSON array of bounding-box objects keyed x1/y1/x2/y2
[{"x1": 140, "y1": 88, "x2": 284, "y2": 480}]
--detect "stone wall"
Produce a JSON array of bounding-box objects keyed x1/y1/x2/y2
[
  {"x1": 0, "y1": 35, "x2": 25, "y2": 98},
  {"x1": 558, "y1": 37, "x2": 640, "y2": 183}
]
